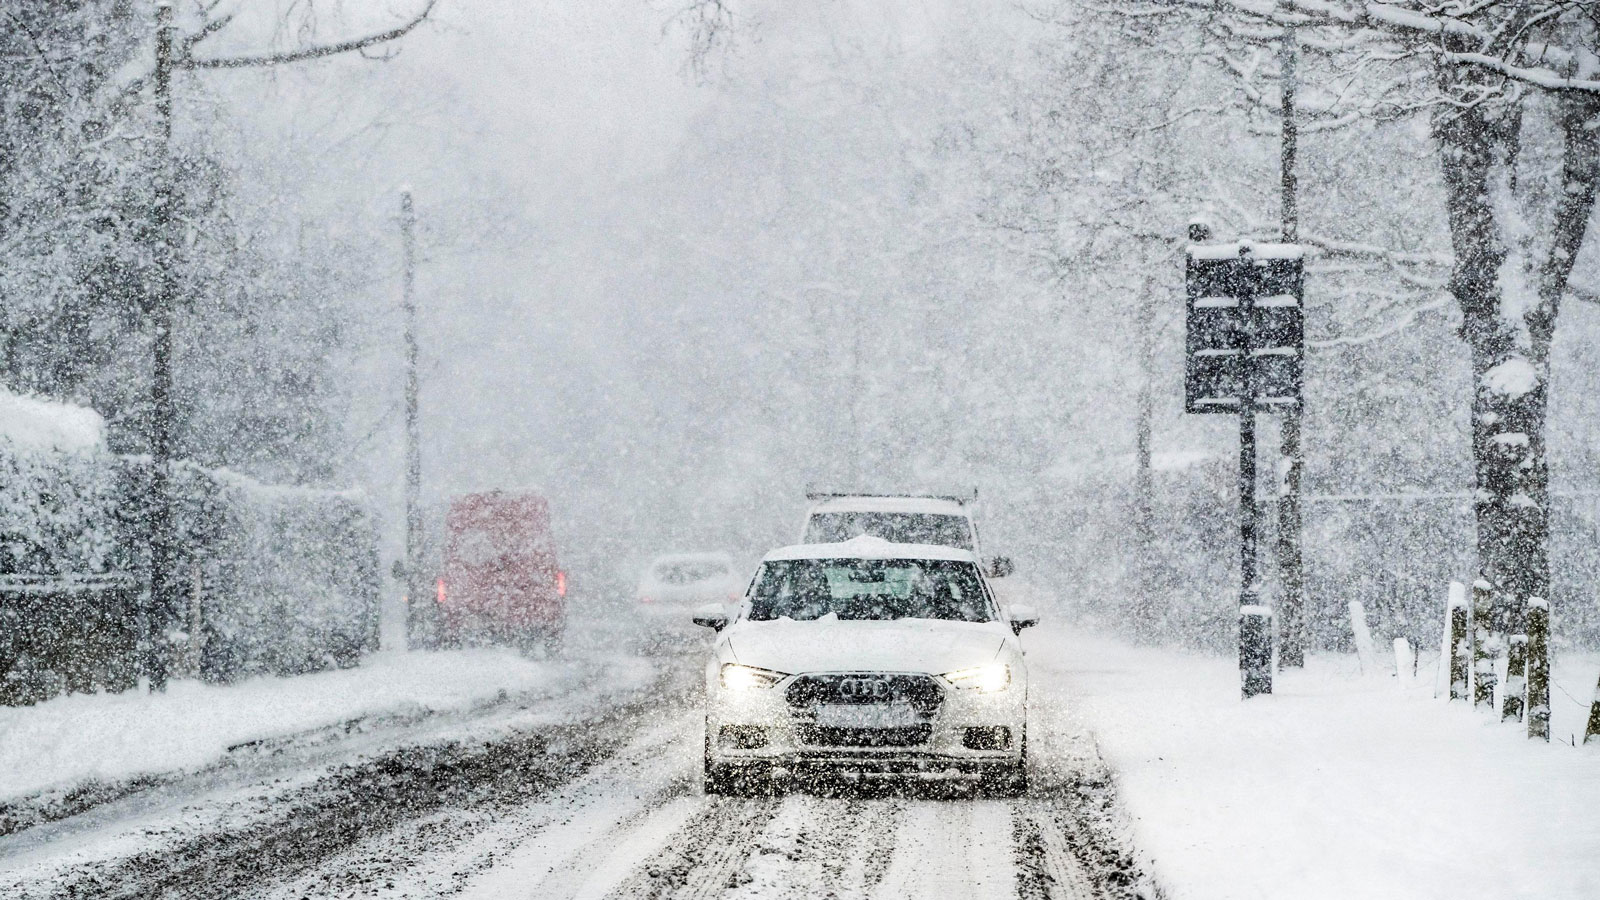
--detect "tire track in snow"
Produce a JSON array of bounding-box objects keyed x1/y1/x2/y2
[
  {"x1": 444, "y1": 713, "x2": 704, "y2": 900},
  {"x1": 257, "y1": 711, "x2": 699, "y2": 900},
  {"x1": 1015, "y1": 801, "x2": 1096, "y2": 900},
  {"x1": 600, "y1": 795, "x2": 782, "y2": 900},
  {"x1": 11, "y1": 666, "x2": 695, "y2": 900},
  {"x1": 869, "y1": 799, "x2": 1016, "y2": 900},
  {"x1": 713, "y1": 793, "x2": 905, "y2": 900}
]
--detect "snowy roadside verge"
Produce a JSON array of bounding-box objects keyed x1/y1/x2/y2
[
  {"x1": 0, "y1": 648, "x2": 631, "y2": 806},
  {"x1": 1029, "y1": 626, "x2": 1600, "y2": 900}
]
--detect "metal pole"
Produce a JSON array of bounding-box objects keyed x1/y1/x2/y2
[
  {"x1": 1239, "y1": 246, "x2": 1272, "y2": 697},
  {"x1": 1276, "y1": 17, "x2": 1308, "y2": 668},
  {"x1": 145, "y1": 2, "x2": 179, "y2": 691},
  {"x1": 401, "y1": 191, "x2": 424, "y2": 647}
]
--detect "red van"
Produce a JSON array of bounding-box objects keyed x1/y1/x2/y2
[{"x1": 437, "y1": 491, "x2": 565, "y2": 653}]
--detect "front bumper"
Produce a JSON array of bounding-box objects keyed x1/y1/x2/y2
[{"x1": 706, "y1": 670, "x2": 1026, "y2": 774}]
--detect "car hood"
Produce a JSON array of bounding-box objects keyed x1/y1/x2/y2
[{"x1": 725, "y1": 618, "x2": 1008, "y2": 675}]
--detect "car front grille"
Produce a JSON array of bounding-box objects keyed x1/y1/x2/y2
[
  {"x1": 785, "y1": 673, "x2": 944, "y2": 749},
  {"x1": 784, "y1": 673, "x2": 944, "y2": 718}
]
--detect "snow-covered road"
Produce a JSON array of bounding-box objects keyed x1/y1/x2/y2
[{"x1": 0, "y1": 640, "x2": 1144, "y2": 900}]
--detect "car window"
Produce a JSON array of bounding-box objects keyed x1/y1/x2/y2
[
  {"x1": 449, "y1": 528, "x2": 505, "y2": 567},
  {"x1": 803, "y1": 512, "x2": 973, "y2": 550},
  {"x1": 748, "y1": 558, "x2": 995, "y2": 623}
]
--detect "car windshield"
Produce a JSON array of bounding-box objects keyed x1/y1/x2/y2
[
  {"x1": 803, "y1": 511, "x2": 973, "y2": 550},
  {"x1": 747, "y1": 558, "x2": 994, "y2": 622},
  {"x1": 654, "y1": 560, "x2": 730, "y2": 584}
]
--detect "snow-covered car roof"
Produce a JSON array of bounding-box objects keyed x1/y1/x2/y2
[
  {"x1": 762, "y1": 535, "x2": 980, "y2": 563},
  {"x1": 805, "y1": 495, "x2": 971, "y2": 516},
  {"x1": 647, "y1": 551, "x2": 735, "y2": 566}
]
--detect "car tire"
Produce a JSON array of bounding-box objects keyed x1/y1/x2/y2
[
  {"x1": 540, "y1": 622, "x2": 565, "y2": 658},
  {"x1": 703, "y1": 725, "x2": 727, "y2": 795},
  {"x1": 983, "y1": 729, "x2": 1028, "y2": 798}
]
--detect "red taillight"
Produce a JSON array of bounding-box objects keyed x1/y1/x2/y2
[
  {"x1": 640, "y1": 596, "x2": 654, "y2": 604},
  {"x1": 556, "y1": 570, "x2": 567, "y2": 598},
  {"x1": 437, "y1": 578, "x2": 446, "y2": 605}
]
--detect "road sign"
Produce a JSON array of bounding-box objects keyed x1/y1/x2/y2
[
  {"x1": 1185, "y1": 243, "x2": 1304, "y2": 413},
  {"x1": 1184, "y1": 238, "x2": 1304, "y2": 700}
]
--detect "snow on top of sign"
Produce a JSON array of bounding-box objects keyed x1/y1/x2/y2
[
  {"x1": 0, "y1": 388, "x2": 105, "y2": 454},
  {"x1": 1257, "y1": 294, "x2": 1299, "y2": 307},
  {"x1": 1187, "y1": 241, "x2": 1305, "y2": 260}
]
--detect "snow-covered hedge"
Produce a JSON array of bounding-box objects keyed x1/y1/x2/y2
[
  {"x1": 0, "y1": 394, "x2": 133, "y2": 705},
  {"x1": 0, "y1": 392, "x2": 117, "y2": 578},
  {"x1": 1, "y1": 390, "x2": 379, "y2": 705},
  {"x1": 113, "y1": 461, "x2": 381, "y2": 683}
]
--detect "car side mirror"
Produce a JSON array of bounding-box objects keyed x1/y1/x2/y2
[
  {"x1": 692, "y1": 603, "x2": 730, "y2": 632},
  {"x1": 989, "y1": 556, "x2": 1015, "y2": 578},
  {"x1": 1008, "y1": 604, "x2": 1038, "y2": 635}
]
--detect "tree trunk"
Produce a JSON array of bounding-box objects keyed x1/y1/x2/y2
[{"x1": 1433, "y1": 67, "x2": 1600, "y2": 714}]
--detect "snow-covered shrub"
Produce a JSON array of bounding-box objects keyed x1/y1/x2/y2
[
  {"x1": 0, "y1": 392, "x2": 135, "y2": 705},
  {"x1": 113, "y1": 460, "x2": 380, "y2": 683},
  {"x1": 203, "y1": 472, "x2": 380, "y2": 679}
]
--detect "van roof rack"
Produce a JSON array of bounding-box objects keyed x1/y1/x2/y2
[{"x1": 804, "y1": 488, "x2": 978, "y2": 504}]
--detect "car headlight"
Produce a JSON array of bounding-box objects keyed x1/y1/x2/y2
[
  {"x1": 943, "y1": 662, "x2": 1010, "y2": 693},
  {"x1": 720, "y1": 663, "x2": 787, "y2": 690}
]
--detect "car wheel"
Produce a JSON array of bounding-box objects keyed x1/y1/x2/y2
[
  {"x1": 703, "y1": 725, "x2": 728, "y2": 795},
  {"x1": 982, "y1": 729, "x2": 1028, "y2": 798},
  {"x1": 540, "y1": 622, "x2": 565, "y2": 658}
]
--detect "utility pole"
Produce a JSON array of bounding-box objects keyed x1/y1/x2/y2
[
  {"x1": 145, "y1": 1, "x2": 179, "y2": 691},
  {"x1": 1132, "y1": 276, "x2": 1158, "y2": 638},
  {"x1": 401, "y1": 190, "x2": 425, "y2": 647},
  {"x1": 1276, "y1": 15, "x2": 1309, "y2": 668},
  {"x1": 138, "y1": 0, "x2": 436, "y2": 662}
]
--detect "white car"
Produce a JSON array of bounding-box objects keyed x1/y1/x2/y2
[
  {"x1": 694, "y1": 536, "x2": 1037, "y2": 795},
  {"x1": 634, "y1": 552, "x2": 744, "y2": 648}
]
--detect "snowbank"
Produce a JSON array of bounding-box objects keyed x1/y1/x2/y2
[
  {"x1": 1031, "y1": 628, "x2": 1600, "y2": 900},
  {"x1": 0, "y1": 649, "x2": 582, "y2": 801},
  {"x1": 0, "y1": 390, "x2": 104, "y2": 454}
]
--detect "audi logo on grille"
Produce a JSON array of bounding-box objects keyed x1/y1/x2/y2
[{"x1": 838, "y1": 678, "x2": 892, "y2": 701}]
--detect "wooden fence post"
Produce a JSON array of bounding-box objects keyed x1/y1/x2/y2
[
  {"x1": 1471, "y1": 579, "x2": 1498, "y2": 713},
  {"x1": 1585, "y1": 669, "x2": 1600, "y2": 747},
  {"x1": 1504, "y1": 626, "x2": 1528, "y2": 723},
  {"x1": 1526, "y1": 597, "x2": 1549, "y2": 741},
  {"x1": 1448, "y1": 582, "x2": 1469, "y2": 701}
]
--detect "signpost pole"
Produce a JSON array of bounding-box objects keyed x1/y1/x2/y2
[
  {"x1": 1237, "y1": 245, "x2": 1272, "y2": 698},
  {"x1": 1185, "y1": 231, "x2": 1297, "y2": 699}
]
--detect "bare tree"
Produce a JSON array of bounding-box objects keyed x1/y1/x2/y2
[{"x1": 1090, "y1": 0, "x2": 1600, "y2": 684}]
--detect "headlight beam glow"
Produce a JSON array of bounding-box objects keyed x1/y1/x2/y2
[
  {"x1": 720, "y1": 663, "x2": 787, "y2": 690},
  {"x1": 942, "y1": 662, "x2": 1011, "y2": 693}
]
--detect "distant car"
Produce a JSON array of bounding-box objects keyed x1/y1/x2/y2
[
  {"x1": 436, "y1": 491, "x2": 565, "y2": 653},
  {"x1": 635, "y1": 552, "x2": 743, "y2": 648},
  {"x1": 800, "y1": 491, "x2": 1013, "y2": 577},
  {"x1": 695, "y1": 536, "x2": 1038, "y2": 796}
]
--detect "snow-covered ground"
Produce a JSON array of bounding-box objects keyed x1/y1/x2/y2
[
  {"x1": 1030, "y1": 626, "x2": 1600, "y2": 900},
  {"x1": 0, "y1": 648, "x2": 646, "y2": 803}
]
